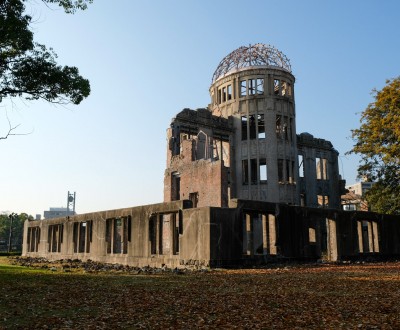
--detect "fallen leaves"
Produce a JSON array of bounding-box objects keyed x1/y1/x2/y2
[{"x1": 1, "y1": 261, "x2": 400, "y2": 329}]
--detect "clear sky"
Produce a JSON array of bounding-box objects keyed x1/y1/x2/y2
[{"x1": 1, "y1": 0, "x2": 399, "y2": 217}]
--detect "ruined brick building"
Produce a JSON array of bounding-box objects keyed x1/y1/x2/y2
[
  {"x1": 23, "y1": 44, "x2": 400, "y2": 267},
  {"x1": 164, "y1": 44, "x2": 345, "y2": 209}
]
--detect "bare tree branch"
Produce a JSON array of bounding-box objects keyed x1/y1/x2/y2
[{"x1": 0, "y1": 112, "x2": 32, "y2": 140}]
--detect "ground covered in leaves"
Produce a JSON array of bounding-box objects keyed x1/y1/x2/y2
[{"x1": 1, "y1": 257, "x2": 400, "y2": 329}]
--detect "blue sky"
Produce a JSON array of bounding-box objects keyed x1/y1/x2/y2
[{"x1": 1, "y1": 0, "x2": 399, "y2": 216}]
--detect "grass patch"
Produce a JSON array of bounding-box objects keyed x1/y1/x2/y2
[{"x1": 1, "y1": 259, "x2": 400, "y2": 328}]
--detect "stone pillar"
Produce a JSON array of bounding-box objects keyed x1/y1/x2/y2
[
  {"x1": 268, "y1": 214, "x2": 277, "y2": 255},
  {"x1": 246, "y1": 213, "x2": 253, "y2": 256},
  {"x1": 262, "y1": 214, "x2": 268, "y2": 255},
  {"x1": 326, "y1": 218, "x2": 338, "y2": 261},
  {"x1": 357, "y1": 221, "x2": 363, "y2": 253},
  {"x1": 367, "y1": 221, "x2": 374, "y2": 253},
  {"x1": 372, "y1": 221, "x2": 379, "y2": 253}
]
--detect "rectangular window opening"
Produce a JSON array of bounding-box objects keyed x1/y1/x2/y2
[
  {"x1": 286, "y1": 159, "x2": 290, "y2": 183},
  {"x1": 241, "y1": 116, "x2": 248, "y2": 140},
  {"x1": 242, "y1": 159, "x2": 249, "y2": 185},
  {"x1": 322, "y1": 158, "x2": 328, "y2": 180},
  {"x1": 249, "y1": 115, "x2": 256, "y2": 139},
  {"x1": 278, "y1": 159, "x2": 284, "y2": 183},
  {"x1": 248, "y1": 79, "x2": 256, "y2": 95},
  {"x1": 149, "y1": 216, "x2": 156, "y2": 255},
  {"x1": 260, "y1": 158, "x2": 267, "y2": 183},
  {"x1": 189, "y1": 192, "x2": 199, "y2": 208},
  {"x1": 250, "y1": 159, "x2": 257, "y2": 184},
  {"x1": 240, "y1": 80, "x2": 246, "y2": 97},
  {"x1": 257, "y1": 78, "x2": 264, "y2": 95},
  {"x1": 309, "y1": 227, "x2": 316, "y2": 244},
  {"x1": 227, "y1": 84, "x2": 232, "y2": 100},
  {"x1": 298, "y1": 154, "x2": 304, "y2": 178},
  {"x1": 316, "y1": 157, "x2": 322, "y2": 180},
  {"x1": 284, "y1": 116, "x2": 289, "y2": 141},
  {"x1": 281, "y1": 81, "x2": 287, "y2": 96},
  {"x1": 274, "y1": 79, "x2": 280, "y2": 95},
  {"x1": 276, "y1": 115, "x2": 282, "y2": 138},
  {"x1": 113, "y1": 218, "x2": 122, "y2": 254},
  {"x1": 257, "y1": 114, "x2": 265, "y2": 139}
]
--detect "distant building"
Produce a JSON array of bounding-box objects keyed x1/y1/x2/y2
[
  {"x1": 44, "y1": 207, "x2": 76, "y2": 219},
  {"x1": 342, "y1": 181, "x2": 375, "y2": 211}
]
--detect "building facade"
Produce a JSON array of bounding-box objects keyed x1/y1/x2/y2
[
  {"x1": 22, "y1": 44, "x2": 400, "y2": 267},
  {"x1": 164, "y1": 44, "x2": 345, "y2": 209}
]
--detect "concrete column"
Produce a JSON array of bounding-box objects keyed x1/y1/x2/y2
[
  {"x1": 268, "y1": 214, "x2": 277, "y2": 255},
  {"x1": 357, "y1": 221, "x2": 363, "y2": 253},
  {"x1": 326, "y1": 218, "x2": 338, "y2": 261},
  {"x1": 372, "y1": 221, "x2": 379, "y2": 253},
  {"x1": 262, "y1": 214, "x2": 268, "y2": 255},
  {"x1": 246, "y1": 213, "x2": 253, "y2": 256},
  {"x1": 367, "y1": 221, "x2": 374, "y2": 253}
]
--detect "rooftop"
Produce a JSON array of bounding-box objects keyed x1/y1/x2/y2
[{"x1": 211, "y1": 43, "x2": 292, "y2": 83}]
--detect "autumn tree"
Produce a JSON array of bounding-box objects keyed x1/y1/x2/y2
[
  {"x1": 349, "y1": 77, "x2": 400, "y2": 214},
  {"x1": 0, "y1": 0, "x2": 93, "y2": 139}
]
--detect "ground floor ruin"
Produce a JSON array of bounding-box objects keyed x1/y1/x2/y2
[{"x1": 23, "y1": 199, "x2": 400, "y2": 268}]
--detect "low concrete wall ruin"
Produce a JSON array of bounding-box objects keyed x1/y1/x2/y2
[{"x1": 23, "y1": 199, "x2": 400, "y2": 268}]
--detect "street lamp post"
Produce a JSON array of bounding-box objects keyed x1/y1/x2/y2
[{"x1": 8, "y1": 213, "x2": 16, "y2": 253}]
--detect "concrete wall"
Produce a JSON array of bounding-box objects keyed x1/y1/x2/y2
[{"x1": 23, "y1": 199, "x2": 400, "y2": 268}]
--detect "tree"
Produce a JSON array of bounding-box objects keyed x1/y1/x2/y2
[
  {"x1": 0, "y1": 0, "x2": 93, "y2": 139},
  {"x1": 349, "y1": 77, "x2": 400, "y2": 214},
  {"x1": 0, "y1": 212, "x2": 33, "y2": 252}
]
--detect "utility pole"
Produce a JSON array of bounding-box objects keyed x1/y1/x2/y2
[{"x1": 8, "y1": 213, "x2": 16, "y2": 253}]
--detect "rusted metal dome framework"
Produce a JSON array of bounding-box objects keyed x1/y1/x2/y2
[{"x1": 212, "y1": 43, "x2": 292, "y2": 83}]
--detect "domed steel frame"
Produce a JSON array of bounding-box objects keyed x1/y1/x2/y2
[{"x1": 212, "y1": 43, "x2": 292, "y2": 83}]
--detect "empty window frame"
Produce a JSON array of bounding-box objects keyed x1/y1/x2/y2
[
  {"x1": 322, "y1": 158, "x2": 328, "y2": 180},
  {"x1": 298, "y1": 154, "x2": 305, "y2": 178},
  {"x1": 189, "y1": 192, "x2": 199, "y2": 208},
  {"x1": 274, "y1": 79, "x2": 280, "y2": 95},
  {"x1": 248, "y1": 79, "x2": 256, "y2": 95},
  {"x1": 241, "y1": 116, "x2": 248, "y2": 140},
  {"x1": 227, "y1": 85, "x2": 232, "y2": 100},
  {"x1": 316, "y1": 157, "x2": 328, "y2": 180},
  {"x1": 250, "y1": 159, "x2": 257, "y2": 184},
  {"x1": 316, "y1": 157, "x2": 321, "y2": 180},
  {"x1": 243, "y1": 213, "x2": 277, "y2": 256},
  {"x1": 258, "y1": 114, "x2": 265, "y2": 139},
  {"x1": 257, "y1": 78, "x2": 264, "y2": 95},
  {"x1": 309, "y1": 228, "x2": 316, "y2": 244},
  {"x1": 73, "y1": 221, "x2": 93, "y2": 253},
  {"x1": 249, "y1": 115, "x2": 256, "y2": 140},
  {"x1": 281, "y1": 81, "x2": 287, "y2": 96},
  {"x1": 286, "y1": 160, "x2": 290, "y2": 184},
  {"x1": 276, "y1": 115, "x2": 282, "y2": 138},
  {"x1": 242, "y1": 159, "x2": 249, "y2": 185},
  {"x1": 278, "y1": 159, "x2": 284, "y2": 182},
  {"x1": 27, "y1": 227, "x2": 40, "y2": 252},
  {"x1": 287, "y1": 83, "x2": 292, "y2": 97},
  {"x1": 240, "y1": 80, "x2": 247, "y2": 97},
  {"x1": 48, "y1": 224, "x2": 63, "y2": 253},
  {"x1": 106, "y1": 217, "x2": 131, "y2": 254},
  {"x1": 259, "y1": 158, "x2": 267, "y2": 183},
  {"x1": 171, "y1": 172, "x2": 180, "y2": 201},
  {"x1": 149, "y1": 213, "x2": 180, "y2": 256},
  {"x1": 317, "y1": 195, "x2": 329, "y2": 208},
  {"x1": 283, "y1": 116, "x2": 289, "y2": 141}
]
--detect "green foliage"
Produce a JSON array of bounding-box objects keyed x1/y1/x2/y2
[
  {"x1": 0, "y1": 0, "x2": 91, "y2": 105},
  {"x1": 349, "y1": 77, "x2": 400, "y2": 214},
  {"x1": 0, "y1": 213, "x2": 32, "y2": 252},
  {"x1": 42, "y1": 0, "x2": 93, "y2": 14}
]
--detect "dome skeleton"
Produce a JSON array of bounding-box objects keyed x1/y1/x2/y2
[{"x1": 211, "y1": 43, "x2": 292, "y2": 83}]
